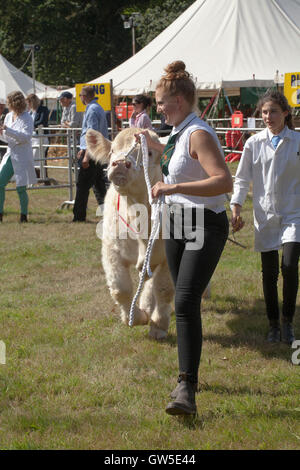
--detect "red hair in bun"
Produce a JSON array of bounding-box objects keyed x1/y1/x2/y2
[{"x1": 156, "y1": 61, "x2": 196, "y2": 107}]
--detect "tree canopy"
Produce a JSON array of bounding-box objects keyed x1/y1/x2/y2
[
  {"x1": 0, "y1": 0, "x2": 194, "y2": 86},
  {"x1": 135, "y1": 0, "x2": 193, "y2": 49}
]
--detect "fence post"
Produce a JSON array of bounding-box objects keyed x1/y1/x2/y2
[{"x1": 38, "y1": 126, "x2": 45, "y2": 179}]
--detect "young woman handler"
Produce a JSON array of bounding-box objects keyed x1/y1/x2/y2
[
  {"x1": 0, "y1": 91, "x2": 36, "y2": 222},
  {"x1": 139, "y1": 61, "x2": 232, "y2": 415},
  {"x1": 231, "y1": 91, "x2": 300, "y2": 345}
]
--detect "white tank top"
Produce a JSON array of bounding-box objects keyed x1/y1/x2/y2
[{"x1": 164, "y1": 113, "x2": 226, "y2": 213}]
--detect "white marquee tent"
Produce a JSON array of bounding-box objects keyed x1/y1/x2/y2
[
  {"x1": 0, "y1": 53, "x2": 58, "y2": 102},
  {"x1": 74, "y1": 0, "x2": 300, "y2": 96}
]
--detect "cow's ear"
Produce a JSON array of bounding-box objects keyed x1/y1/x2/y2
[{"x1": 86, "y1": 129, "x2": 112, "y2": 163}]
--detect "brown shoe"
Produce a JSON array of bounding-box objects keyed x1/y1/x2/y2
[
  {"x1": 0, "y1": 213, "x2": 2, "y2": 222},
  {"x1": 281, "y1": 318, "x2": 295, "y2": 345},
  {"x1": 20, "y1": 214, "x2": 28, "y2": 223},
  {"x1": 166, "y1": 375, "x2": 197, "y2": 416},
  {"x1": 170, "y1": 382, "x2": 181, "y2": 399},
  {"x1": 267, "y1": 321, "x2": 281, "y2": 343}
]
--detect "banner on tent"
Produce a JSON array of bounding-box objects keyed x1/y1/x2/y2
[
  {"x1": 75, "y1": 83, "x2": 111, "y2": 112},
  {"x1": 284, "y1": 73, "x2": 300, "y2": 107}
]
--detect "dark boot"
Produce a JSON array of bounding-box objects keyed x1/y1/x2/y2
[
  {"x1": 170, "y1": 382, "x2": 181, "y2": 400},
  {"x1": 170, "y1": 374, "x2": 198, "y2": 399},
  {"x1": 166, "y1": 374, "x2": 197, "y2": 416},
  {"x1": 267, "y1": 321, "x2": 281, "y2": 343},
  {"x1": 281, "y1": 318, "x2": 295, "y2": 345},
  {"x1": 0, "y1": 213, "x2": 2, "y2": 222},
  {"x1": 20, "y1": 214, "x2": 28, "y2": 223}
]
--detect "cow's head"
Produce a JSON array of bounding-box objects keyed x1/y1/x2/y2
[{"x1": 86, "y1": 128, "x2": 161, "y2": 195}]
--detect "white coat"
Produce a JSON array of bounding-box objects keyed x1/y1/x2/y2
[
  {"x1": 230, "y1": 126, "x2": 300, "y2": 252},
  {"x1": 0, "y1": 111, "x2": 37, "y2": 187}
]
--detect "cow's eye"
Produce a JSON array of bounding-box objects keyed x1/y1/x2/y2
[
  {"x1": 148, "y1": 151, "x2": 152, "y2": 156},
  {"x1": 125, "y1": 161, "x2": 131, "y2": 169}
]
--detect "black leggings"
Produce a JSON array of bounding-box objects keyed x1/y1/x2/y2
[
  {"x1": 261, "y1": 242, "x2": 300, "y2": 323},
  {"x1": 165, "y1": 208, "x2": 229, "y2": 383}
]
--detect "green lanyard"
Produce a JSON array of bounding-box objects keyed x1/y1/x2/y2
[{"x1": 160, "y1": 133, "x2": 177, "y2": 176}]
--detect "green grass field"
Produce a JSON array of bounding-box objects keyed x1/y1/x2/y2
[{"x1": 0, "y1": 165, "x2": 299, "y2": 450}]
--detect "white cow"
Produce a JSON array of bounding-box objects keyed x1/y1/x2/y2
[{"x1": 86, "y1": 127, "x2": 174, "y2": 340}]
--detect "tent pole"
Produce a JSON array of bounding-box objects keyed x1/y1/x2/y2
[
  {"x1": 110, "y1": 79, "x2": 116, "y2": 139},
  {"x1": 208, "y1": 86, "x2": 221, "y2": 120},
  {"x1": 32, "y1": 49, "x2": 36, "y2": 94},
  {"x1": 223, "y1": 90, "x2": 233, "y2": 115},
  {"x1": 201, "y1": 92, "x2": 217, "y2": 119}
]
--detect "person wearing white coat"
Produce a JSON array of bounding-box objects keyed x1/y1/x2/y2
[
  {"x1": 0, "y1": 91, "x2": 36, "y2": 222},
  {"x1": 231, "y1": 91, "x2": 300, "y2": 345}
]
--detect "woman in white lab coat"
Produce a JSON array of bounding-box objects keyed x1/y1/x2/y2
[
  {"x1": 0, "y1": 91, "x2": 36, "y2": 222},
  {"x1": 231, "y1": 91, "x2": 300, "y2": 345}
]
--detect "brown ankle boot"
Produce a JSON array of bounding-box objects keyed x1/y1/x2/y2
[
  {"x1": 281, "y1": 317, "x2": 295, "y2": 345},
  {"x1": 20, "y1": 214, "x2": 28, "y2": 223},
  {"x1": 166, "y1": 374, "x2": 197, "y2": 416},
  {"x1": 267, "y1": 321, "x2": 281, "y2": 343},
  {"x1": 170, "y1": 382, "x2": 181, "y2": 399}
]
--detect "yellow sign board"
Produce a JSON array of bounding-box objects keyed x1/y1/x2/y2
[
  {"x1": 284, "y1": 73, "x2": 300, "y2": 107},
  {"x1": 75, "y1": 83, "x2": 111, "y2": 112}
]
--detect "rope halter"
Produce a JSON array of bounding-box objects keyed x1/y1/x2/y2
[{"x1": 108, "y1": 139, "x2": 143, "y2": 172}]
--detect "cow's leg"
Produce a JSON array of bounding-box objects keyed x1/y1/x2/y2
[
  {"x1": 102, "y1": 245, "x2": 148, "y2": 326},
  {"x1": 149, "y1": 262, "x2": 174, "y2": 340},
  {"x1": 139, "y1": 277, "x2": 155, "y2": 322}
]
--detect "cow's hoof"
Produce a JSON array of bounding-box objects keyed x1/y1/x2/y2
[
  {"x1": 149, "y1": 323, "x2": 167, "y2": 340},
  {"x1": 130, "y1": 308, "x2": 149, "y2": 326}
]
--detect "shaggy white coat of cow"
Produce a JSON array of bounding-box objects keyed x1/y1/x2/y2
[{"x1": 86, "y1": 127, "x2": 174, "y2": 340}]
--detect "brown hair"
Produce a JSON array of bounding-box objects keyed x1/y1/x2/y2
[
  {"x1": 26, "y1": 93, "x2": 40, "y2": 110},
  {"x1": 133, "y1": 94, "x2": 152, "y2": 110},
  {"x1": 258, "y1": 90, "x2": 294, "y2": 130},
  {"x1": 7, "y1": 91, "x2": 27, "y2": 114},
  {"x1": 156, "y1": 61, "x2": 196, "y2": 107},
  {"x1": 81, "y1": 85, "x2": 95, "y2": 99}
]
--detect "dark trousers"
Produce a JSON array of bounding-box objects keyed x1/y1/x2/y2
[
  {"x1": 261, "y1": 242, "x2": 300, "y2": 323},
  {"x1": 0, "y1": 140, "x2": 7, "y2": 160},
  {"x1": 73, "y1": 157, "x2": 108, "y2": 221},
  {"x1": 164, "y1": 208, "x2": 229, "y2": 383}
]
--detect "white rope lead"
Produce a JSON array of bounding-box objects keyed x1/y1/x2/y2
[
  {"x1": 140, "y1": 134, "x2": 153, "y2": 205},
  {"x1": 128, "y1": 134, "x2": 164, "y2": 327}
]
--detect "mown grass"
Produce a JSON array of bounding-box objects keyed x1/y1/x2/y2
[{"x1": 0, "y1": 165, "x2": 299, "y2": 450}]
